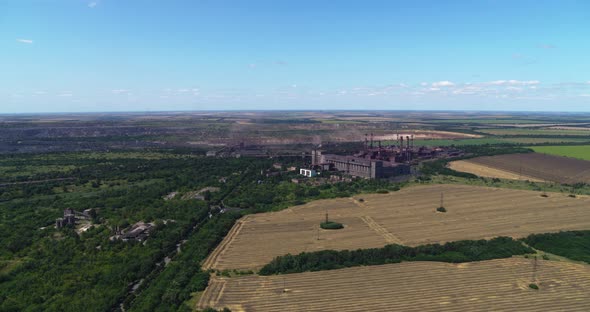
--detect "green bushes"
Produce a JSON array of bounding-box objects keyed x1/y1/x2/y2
[
  {"x1": 320, "y1": 221, "x2": 344, "y2": 230},
  {"x1": 529, "y1": 283, "x2": 539, "y2": 290},
  {"x1": 436, "y1": 207, "x2": 447, "y2": 213},
  {"x1": 259, "y1": 237, "x2": 532, "y2": 275},
  {"x1": 523, "y1": 230, "x2": 590, "y2": 264}
]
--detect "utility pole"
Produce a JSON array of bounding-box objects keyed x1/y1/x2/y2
[
  {"x1": 440, "y1": 192, "x2": 444, "y2": 208},
  {"x1": 532, "y1": 256, "x2": 538, "y2": 281}
]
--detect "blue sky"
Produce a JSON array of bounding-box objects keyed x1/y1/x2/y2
[{"x1": 2, "y1": 0, "x2": 590, "y2": 113}]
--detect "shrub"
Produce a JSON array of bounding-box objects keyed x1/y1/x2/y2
[
  {"x1": 436, "y1": 207, "x2": 447, "y2": 213},
  {"x1": 529, "y1": 283, "x2": 539, "y2": 290},
  {"x1": 320, "y1": 221, "x2": 344, "y2": 230},
  {"x1": 259, "y1": 237, "x2": 533, "y2": 275}
]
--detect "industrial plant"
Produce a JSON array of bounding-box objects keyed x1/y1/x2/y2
[{"x1": 308, "y1": 134, "x2": 462, "y2": 179}]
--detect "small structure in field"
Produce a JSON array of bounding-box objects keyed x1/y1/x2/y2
[
  {"x1": 320, "y1": 211, "x2": 343, "y2": 230},
  {"x1": 300, "y1": 168, "x2": 317, "y2": 177}
]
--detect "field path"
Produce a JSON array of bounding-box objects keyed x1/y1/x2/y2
[
  {"x1": 359, "y1": 215, "x2": 402, "y2": 244},
  {"x1": 202, "y1": 215, "x2": 249, "y2": 270}
]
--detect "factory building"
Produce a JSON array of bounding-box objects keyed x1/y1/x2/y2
[
  {"x1": 311, "y1": 150, "x2": 410, "y2": 179},
  {"x1": 309, "y1": 133, "x2": 458, "y2": 179}
]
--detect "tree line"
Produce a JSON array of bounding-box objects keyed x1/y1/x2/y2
[{"x1": 259, "y1": 237, "x2": 533, "y2": 275}]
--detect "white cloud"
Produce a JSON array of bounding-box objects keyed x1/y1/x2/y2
[
  {"x1": 88, "y1": 1, "x2": 98, "y2": 8},
  {"x1": 58, "y1": 93, "x2": 73, "y2": 97},
  {"x1": 17, "y1": 39, "x2": 33, "y2": 44},
  {"x1": 431, "y1": 81, "x2": 455, "y2": 87},
  {"x1": 420, "y1": 82, "x2": 428, "y2": 86},
  {"x1": 488, "y1": 80, "x2": 540, "y2": 86},
  {"x1": 112, "y1": 89, "x2": 130, "y2": 94}
]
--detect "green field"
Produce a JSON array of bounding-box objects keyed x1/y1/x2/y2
[
  {"x1": 479, "y1": 128, "x2": 590, "y2": 136},
  {"x1": 427, "y1": 119, "x2": 554, "y2": 124},
  {"x1": 392, "y1": 137, "x2": 590, "y2": 147},
  {"x1": 530, "y1": 145, "x2": 590, "y2": 161}
]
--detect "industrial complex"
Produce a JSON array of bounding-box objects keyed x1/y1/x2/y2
[{"x1": 308, "y1": 134, "x2": 461, "y2": 179}]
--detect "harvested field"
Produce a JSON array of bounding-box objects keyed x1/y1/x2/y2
[
  {"x1": 202, "y1": 184, "x2": 590, "y2": 271},
  {"x1": 465, "y1": 153, "x2": 590, "y2": 184},
  {"x1": 197, "y1": 258, "x2": 590, "y2": 312},
  {"x1": 449, "y1": 160, "x2": 542, "y2": 181}
]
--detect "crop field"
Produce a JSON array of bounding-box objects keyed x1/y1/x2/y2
[
  {"x1": 461, "y1": 153, "x2": 590, "y2": 184},
  {"x1": 448, "y1": 160, "x2": 542, "y2": 181},
  {"x1": 427, "y1": 118, "x2": 554, "y2": 124},
  {"x1": 202, "y1": 184, "x2": 590, "y2": 271},
  {"x1": 392, "y1": 137, "x2": 589, "y2": 147},
  {"x1": 197, "y1": 258, "x2": 590, "y2": 311},
  {"x1": 531, "y1": 145, "x2": 590, "y2": 161},
  {"x1": 478, "y1": 128, "x2": 590, "y2": 136}
]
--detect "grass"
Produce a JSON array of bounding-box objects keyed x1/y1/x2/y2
[
  {"x1": 479, "y1": 128, "x2": 590, "y2": 136},
  {"x1": 386, "y1": 137, "x2": 589, "y2": 147},
  {"x1": 422, "y1": 175, "x2": 590, "y2": 195},
  {"x1": 427, "y1": 119, "x2": 552, "y2": 124},
  {"x1": 530, "y1": 145, "x2": 590, "y2": 161},
  {"x1": 523, "y1": 231, "x2": 590, "y2": 264}
]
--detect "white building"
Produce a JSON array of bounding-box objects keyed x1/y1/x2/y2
[{"x1": 299, "y1": 168, "x2": 317, "y2": 177}]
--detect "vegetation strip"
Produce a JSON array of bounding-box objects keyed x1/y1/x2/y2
[
  {"x1": 259, "y1": 237, "x2": 533, "y2": 275},
  {"x1": 523, "y1": 230, "x2": 590, "y2": 264}
]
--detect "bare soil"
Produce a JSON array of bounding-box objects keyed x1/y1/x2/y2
[
  {"x1": 448, "y1": 160, "x2": 542, "y2": 181},
  {"x1": 465, "y1": 153, "x2": 590, "y2": 184}
]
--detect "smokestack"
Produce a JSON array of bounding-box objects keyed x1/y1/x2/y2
[
  {"x1": 400, "y1": 136, "x2": 404, "y2": 149},
  {"x1": 411, "y1": 134, "x2": 414, "y2": 148},
  {"x1": 406, "y1": 136, "x2": 410, "y2": 149},
  {"x1": 364, "y1": 133, "x2": 368, "y2": 151},
  {"x1": 370, "y1": 133, "x2": 374, "y2": 149}
]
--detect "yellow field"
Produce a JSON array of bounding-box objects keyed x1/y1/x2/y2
[
  {"x1": 202, "y1": 184, "x2": 590, "y2": 271},
  {"x1": 448, "y1": 160, "x2": 543, "y2": 181},
  {"x1": 197, "y1": 258, "x2": 590, "y2": 311}
]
